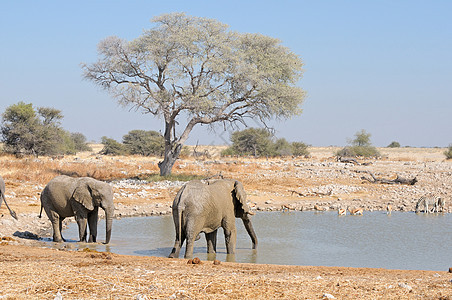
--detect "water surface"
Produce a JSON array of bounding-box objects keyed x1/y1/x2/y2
[{"x1": 63, "y1": 211, "x2": 452, "y2": 271}]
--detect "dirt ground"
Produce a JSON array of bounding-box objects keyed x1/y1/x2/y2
[{"x1": 1, "y1": 146, "x2": 452, "y2": 299}]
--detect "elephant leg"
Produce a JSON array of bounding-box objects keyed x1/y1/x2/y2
[
  {"x1": 206, "y1": 230, "x2": 218, "y2": 254},
  {"x1": 87, "y1": 207, "x2": 98, "y2": 243},
  {"x1": 76, "y1": 216, "x2": 88, "y2": 242},
  {"x1": 58, "y1": 218, "x2": 67, "y2": 242},
  {"x1": 184, "y1": 222, "x2": 203, "y2": 259},
  {"x1": 46, "y1": 209, "x2": 64, "y2": 242},
  {"x1": 169, "y1": 230, "x2": 186, "y2": 258},
  {"x1": 223, "y1": 226, "x2": 237, "y2": 255}
]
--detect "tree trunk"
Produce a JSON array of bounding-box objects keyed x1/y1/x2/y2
[{"x1": 159, "y1": 143, "x2": 182, "y2": 176}]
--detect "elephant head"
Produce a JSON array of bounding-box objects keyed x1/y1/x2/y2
[
  {"x1": 72, "y1": 178, "x2": 114, "y2": 243},
  {"x1": 232, "y1": 180, "x2": 253, "y2": 217},
  {"x1": 231, "y1": 180, "x2": 257, "y2": 249}
]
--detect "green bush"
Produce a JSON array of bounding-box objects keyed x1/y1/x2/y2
[
  {"x1": 387, "y1": 141, "x2": 400, "y2": 148},
  {"x1": 273, "y1": 138, "x2": 292, "y2": 156},
  {"x1": 444, "y1": 144, "x2": 452, "y2": 160},
  {"x1": 337, "y1": 130, "x2": 380, "y2": 158},
  {"x1": 100, "y1": 137, "x2": 128, "y2": 156},
  {"x1": 71, "y1": 132, "x2": 92, "y2": 152},
  {"x1": 291, "y1": 142, "x2": 309, "y2": 157},
  {"x1": 229, "y1": 128, "x2": 274, "y2": 157},
  {"x1": 221, "y1": 128, "x2": 309, "y2": 157},
  {"x1": 123, "y1": 130, "x2": 164, "y2": 156}
]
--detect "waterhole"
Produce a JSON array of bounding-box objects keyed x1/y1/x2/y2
[{"x1": 63, "y1": 211, "x2": 452, "y2": 271}]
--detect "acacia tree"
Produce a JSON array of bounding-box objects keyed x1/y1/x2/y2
[{"x1": 82, "y1": 13, "x2": 306, "y2": 175}]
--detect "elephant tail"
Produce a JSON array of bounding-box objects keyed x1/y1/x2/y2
[
  {"x1": 1, "y1": 191, "x2": 18, "y2": 220},
  {"x1": 39, "y1": 193, "x2": 43, "y2": 218}
]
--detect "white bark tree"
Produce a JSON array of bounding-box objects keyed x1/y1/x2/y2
[{"x1": 82, "y1": 13, "x2": 306, "y2": 175}]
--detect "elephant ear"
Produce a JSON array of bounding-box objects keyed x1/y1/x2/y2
[
  {"x1": 233, "y1": 181, "x2": 251, "y2": 217},
  {"x1": 72, "y1": 182, "x2": 94, "y2": 211}
]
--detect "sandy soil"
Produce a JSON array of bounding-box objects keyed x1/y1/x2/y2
[{"x1": 1, "y1": 146, "x2": 452, "y2": 299}]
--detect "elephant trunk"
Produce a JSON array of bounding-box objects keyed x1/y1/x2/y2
[
  {"x1": 104, "y1": 206, "x2": 114, "y2": 244},
  {"x1": 242, "y1": 216, "x2": 258, "y2": 249}
]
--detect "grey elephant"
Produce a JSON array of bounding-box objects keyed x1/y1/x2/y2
[
  {"x1": 0, "y1": 175, "x2": 17, "y2": 219},
  {"x1": 169, "y1": 179, "x2": 258, "y2": 259},
  {"x1": 40, "y1": 175, "x2": 114, "y2": 243}
]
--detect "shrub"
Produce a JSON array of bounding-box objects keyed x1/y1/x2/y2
[
  {"x1": 229, "y1": 128, "x2": 274, "y2": 157},
  {"x1": 337, "y1": 130, "x2": 380, "y2": 158},
  {"x1": 123, "y1": 130, "x2": 164, "y2": 156},
  {"x1": 222, "y1": 128, "x2": 309, "y2": 157},
  {"x1": 387, "y1": 141, "x2": 400, "y2": 148},
  {"x1": 71, "y1": 132, "x2": 92, "y2": 152},
  {"x1": 273, "y1": 138, "x2": 292, "y2": 156},
  {"x1": 444, "y1": 144, "x2": 452, "y2": 160},
  {"x1": 100, "y1": 137, "x2": 128, "y2": 156},
  {"x1": 291, "y1": 142, "x2": 310, "y2": 157},
  {"x1": 336, "y1": 147, "x2": 356, "y2": 157}
]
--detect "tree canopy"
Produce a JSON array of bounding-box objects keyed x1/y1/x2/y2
[
  {"x1": 82, "y1": 13, "x2": 306, "y2": 175},
  {"x1": 1, "y1": 102, "x2": 91, "y2": 156}
]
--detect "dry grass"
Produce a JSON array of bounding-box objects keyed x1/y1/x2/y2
[
  {"x1": 1, "y1": 146, "x2": 451, "y2": 299},
  {"x1": 1, "y1": 244, "x2": 451, "y2": 299}
]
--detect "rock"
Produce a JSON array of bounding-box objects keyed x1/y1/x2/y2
[
  {"x1": 323, "y1": 293, "x2": 335, "y2": 299},
  {"x1": 213, "y1": 260, "x2": 221, "y2": 265},
  {"x1": 398, "y1": 283, "x2": 412, "y2": 291},
  {"x1": 13, "y1": 231, "x2": 39, "y2": 240},
  {"x1": 54, "y1": 291, "x2": 63, "y2": 300}
]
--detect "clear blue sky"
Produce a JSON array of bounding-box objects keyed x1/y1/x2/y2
[{"x1": 1, "y1": 1, "x2": 451, "y2": 147}]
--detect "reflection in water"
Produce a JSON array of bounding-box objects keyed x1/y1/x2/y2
[{"x1": 58, "y1": 211, "x2": 452, "y2": 271}]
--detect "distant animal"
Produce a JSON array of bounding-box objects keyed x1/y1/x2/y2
[
  {"x1": 338, "y1": 208, "x2": 346, "y2": 216},
  {"x1": 0, "y1": 175, "x2": 17, "y2": 219},
  {"x1": 415, "y1": 196, "x2": 442, "y2": 213},
  {"x1": 314, "y1": 204, "x2": 326, "y2": 211},
  {"x1": 281, "y1": 204, "x2": 292, "y2": 212},
  {"x1": 436, "y1": 198, "x2": 446, "y2": 212},
  {"x1": 386, "y1": 204, "x2": 392, "y2": 215},
  {"x1": 348, "y1": 207, "x2": 363, "y2": 215}
]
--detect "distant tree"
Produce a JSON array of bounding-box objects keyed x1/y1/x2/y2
[
  {"x1": 273, "y1": 138, "x2": 293, "y2": 156},
  {"x1": 123, "y1": 130, "x2": 164, "y2": 156},
  {"x1": 82, "y1": 13, "x2": 306, "y2": 175},
  {"x1": 444, "y1": 144, "x2": 452, "y2": 160},
  {"x1": 337, "y1": 129, "x2": 380, "y2": 158},
  {"x1": 1, "y1": 102, "x2": 89, "y2": 156},
  {"x1": 1, "y1": 102, "x2": 41, "y2": 155},
  {"x1": 291, "y1": 141, "x2": 310, "y2": 157},
  {"x1": 224, "y1": 128, "x2": 274, "y2": 157},
  {"x1": 387, "y1": 141, "x2": 400, "y2": 148},
  {"x1": 100, "y1": 137, "x2": 128, "y2": 156},
  {"x1": 350, "y1": 129, "x2": 372, "y2": 147},
  {"x1": 222, "y1": 128, "x2": 309, "y2": 157},
  {"x1": 71, "y1": 132, "x2": 92, "y2": 152}
]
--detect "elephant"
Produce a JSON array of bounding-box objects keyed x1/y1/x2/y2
[
  {"x1": 39, "y1": 175, "x2": 114, "y2": 243},
  {"x1": 169, "y1": 179, "x2": 258, "y2": 259},
  {"x1": 0, "y1": 175, "x2": 17, "y2": 219}
]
